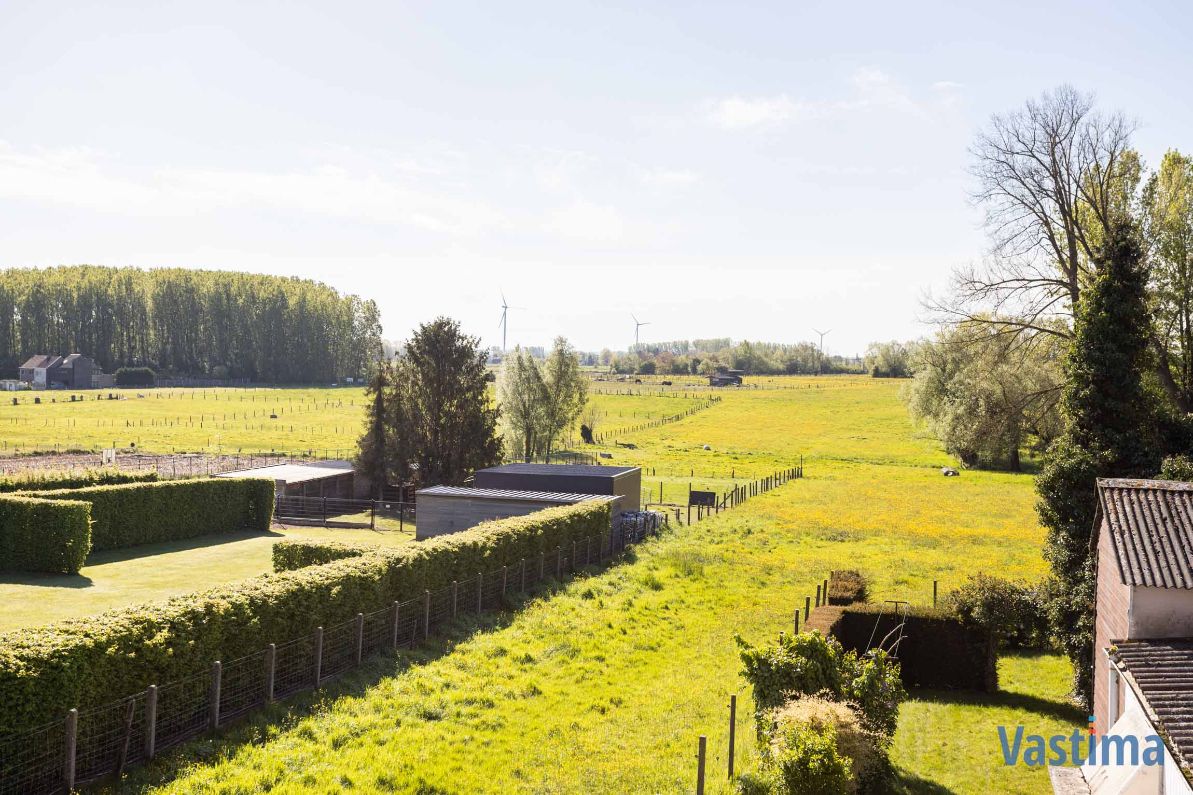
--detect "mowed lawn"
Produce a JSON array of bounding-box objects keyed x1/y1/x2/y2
[
  {"x1": 105, "y1": 376, "x2": 1078, "y2": 794},
  {"x1": 0, "y1": 524, "x2": 415, "y2": 632}
]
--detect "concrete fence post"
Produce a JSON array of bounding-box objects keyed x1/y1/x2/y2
[
  {"x1": 209, "y1": 661, "x2": 222, "y2": 730},
  {"x1": 354, "y1": 613, "x2": 364, "y2": 665},
  {"x1": 477, "y1": 571, "x2": 484, "y2": 612},
  {"x1": 313, "y1": 628, "x2": 323, "y2": 686},
  {"x1": 391, "y1": 602, "x2": 401, "y2": 649},
  {"x1": 144, "y1": 685, "x2": 158, "y2": 759},
  {"x1": 423, "y1": 590, "x2": 431, "y2": 637},
  {"x1": 64, "y1": 708, "x2": 77, "y2": 792},
  {"x1": 264, "y1": 644, "x2": 276, "y2": 703}
]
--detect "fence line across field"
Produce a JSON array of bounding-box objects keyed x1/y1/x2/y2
[{"x1": 0, "y1": 463, "x2": 802, "y2": 794}]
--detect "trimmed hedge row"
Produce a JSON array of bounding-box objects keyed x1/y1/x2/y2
[
  {"x1": 0, "y1": 469, "x2": 157, "y2": 494},
  {"x1": 0, "y1": 496, "x2": 92, "y2": 574},
  {"x1": 272, "y1": 538, "x2": 371, "y2": 571},
  {"x1": 27, "y1": 478, "x2": 275, "y2": 551},
  {"x1": 0, "y1": 500, "x2": 611, "y2": 734},
  {"x1": 822, "y1": 603, "x2": 997, "y2": 691}
]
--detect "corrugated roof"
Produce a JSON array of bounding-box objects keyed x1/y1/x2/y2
[
  {"x1": 1113, "y1": 639, "x2": 1193, "y2": 771},
  {"x1": 417, "y1": 485, "x2": 618, "y2": 504},
  {"x1": 478, "y1": 463, "x2": 637, "y2": 477},
  {"x1": 1098, "y1": 478, "x2": 1193, "y2": 589},
  {"x1": 214, "y1": 460, "x2": 354, "y2": 485}
]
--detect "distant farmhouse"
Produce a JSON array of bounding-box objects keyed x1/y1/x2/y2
[
  {"x1": 17, "y1": 354, "x2": 113, "y2": 389},
  {"x1": 708, "y1": 369, "x2": 744, "y2": 387}
]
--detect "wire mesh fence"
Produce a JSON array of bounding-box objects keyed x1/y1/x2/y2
[{"x1": 0, "y1": 463, "x2": 804, "y2": 793}]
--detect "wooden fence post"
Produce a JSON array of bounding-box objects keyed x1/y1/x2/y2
[
  {"x1": 815, "y1": 584, "x2": 821, "y2": 607},
  {"x1": 452, "y1": 581, "x2": 459, "y2": 618},
  {"x1": 521, "y1": 558, "x2": 527, "y2": 591},
  {"x1": 354, "y1": 613, "x2": 364, "y2": 664},
  {"x1": 793, "y1": 610, "x2": 800, "y2": 635},
  {"x1": 933, "y1": 580, "x2": 938, "y2": 608},
  {"x1": 804, "y1": 596, "x2": 811, "y2": 621},
  {"x1": 423, "y1": 590, "x2": 431, "y2": 637},
  {"x1": 477, "y1": 572, "x2": 484, "y2": 612},
  {"x1": 313, "y1": 628, "x2": 323, "y2": 686},
  {"x1": 696, "y1": 735, "x2": 707, "y2": 795},
  {"x1": 502, "y1": 565, "x2": 509, "y2": 597},
  {"x1": 728, "y1": 695, "x2": 737, "y2": 779},
  {"x1": 144, "y1": 685, "x2": 158, "y2": 758},
  {"x1": 64, "y1": 708, "x2": 77, "y2": 792},
  {"x1": 209, "y1": 661, "x2": 222, "y2": 730},
  {"x1": 265, "y1": 644, "x2": 276, "y2": 703},
  {"x1": 391, "y1": 602, "x2": 401, "y2": 649},
  {"x1": 116, "y1": 696, "x2": 136, "y2": 775}
]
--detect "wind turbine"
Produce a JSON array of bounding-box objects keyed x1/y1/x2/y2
[
  {"x1": 632, "y1": 314, "x2": 650, "y2": 348},
  {"x1": 498, "y1": 292, "x2": 525, "y2": 352},
  {"x1": 812, "y1": 328, "x2": 831, "y2": 374}
]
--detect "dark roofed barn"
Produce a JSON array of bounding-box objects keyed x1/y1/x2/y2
[{"x1": 473, "y1": 463, "x2": 640, "y2": 515}]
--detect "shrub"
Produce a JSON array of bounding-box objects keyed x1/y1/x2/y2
[
  {"x1": 736, "y1": 632, "x2": 904, "y2": 740},
  {"x1": 943, "y1": 574, "x2": 1051, "y2": 650},
  {"x1": 0, "y1": 469, "x2": 157, "y2": 494},
  {"x1": 1159, "y1": 454, "x2": 1193, "y2": 481},
  {"x1": 827, "y1": 570, "x2": 868, "y2": 605},
  {"x1": 0, "y1": 500, "x2": 610, "y2": 734},
  {"x1": 825, "y1": 604, "x2": 997, "y2": 691},
  {"x1": 0, "y1": 495, "x2": 92, "y2": 574},
  {"x1": 272, "y1": 538, "x2": 372, "y2": 571},
  {"x1": 762, "y1": 697, "x2": 893, "y2": 795},
  {"x1": 27, "y1": 478, "x2": 274, "y2": 550},
  {"x1": 114, "y1": 366, "x2": 155, "y2": 387}
]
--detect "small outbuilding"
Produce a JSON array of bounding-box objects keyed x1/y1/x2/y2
[
  {"x1": 473, "y1": 463, "x2": 641, "y2": 515},
  {"x1": 215, "y1": 459, "x2": 360, "y2": 498},
  {"x1": 414, "y1": 485, "x2": 619, "y2": 540}
]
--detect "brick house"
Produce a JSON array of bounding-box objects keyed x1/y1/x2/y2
[
  {"x1": 17, "y1": 354, "x2": 96, "y2": 389},
  {"x1": 1079, "y1": 478, "x2": 1193, "y2": 793}
]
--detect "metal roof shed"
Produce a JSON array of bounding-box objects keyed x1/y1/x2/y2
[
  {"x1": 472, "y1": 463, "x2": 640, "y2": 514},
  {"x1": 414, "y1": 485, "x2": 618, "y2": 540},
  {"x1": 214, "y1": 459, "x2": 358, "y2": 498}
]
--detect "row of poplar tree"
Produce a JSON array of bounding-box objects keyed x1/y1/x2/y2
[{"x1": 0, "y1": 265, "x2": 382, "y2": 383}]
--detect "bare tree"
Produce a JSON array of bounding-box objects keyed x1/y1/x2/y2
[{"x1": 931, "y1": 86, "x2": 1137, "y2": 346}]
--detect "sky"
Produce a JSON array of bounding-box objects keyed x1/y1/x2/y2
[{"x1": 1, "y1": 1, "x2": 1191, "y2": 355}]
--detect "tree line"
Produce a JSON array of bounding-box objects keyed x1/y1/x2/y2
[
  {"x1": 601, "y1": 338, "x2": 863, "y2": 376},
  {"x1": 0, "y1": 265, "x2": 382, "y2": 383}
]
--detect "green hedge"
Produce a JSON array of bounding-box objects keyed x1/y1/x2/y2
[
  {"x1": 27, "y1": 478, "x2": 275, "y2": 551},
  {"x1": 824, "y1": 604, "x2": 997, "y2": 691},
  {"x1": 0, "y1": 496, "x2": 92, "y2": 574},
  {"x1": 0, "y1": 469, "x2": 158, "y2": 494},
  {"x1": 0, "y1": 500, "x2": 610, "y2": 734},
  {"x1": 272, "y1": 538, "x2": 372, "y2": 571}
]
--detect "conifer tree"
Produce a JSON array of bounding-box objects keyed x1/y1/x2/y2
[{"x1": 1038, "y1": 220, "x2": 1162, "y2": 705}]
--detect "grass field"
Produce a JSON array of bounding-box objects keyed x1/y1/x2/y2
[
  {"x1": 0, "y1": 524, "x2": 415, "y2": 632},
  {"x1": 0, "y1": 385, "x2": 711, "y2": 455},
  {"x1": 85, "y1": 375, "x2": 1076, "y2": 794}
]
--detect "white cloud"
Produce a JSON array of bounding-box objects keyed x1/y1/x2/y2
[
  {"x1": 543, "y1": 200, "x2": 626, "y2": 243},
  {"x1": 704, "y1": 95, "x2": 803, "y2": 130},
  {"x1": 931, "y1": 80, "x2": 964, "y2": 92},
  {"x1": 703, "y1": 68, "x2": 927, "y2": 131},
  {"x1": 639, "y1": 168, "x2": 700, "y2": 188},
  {"x1": 0, "y1": 141, "x2": 507, "y2": 236}
]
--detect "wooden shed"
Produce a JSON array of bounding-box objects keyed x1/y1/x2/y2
[
  {"x1": 414, "y1": 485, "x2": 619, "y2": 540},
  {"x1": 472, "y1": 463, "x2": 640, "y2": 515}
]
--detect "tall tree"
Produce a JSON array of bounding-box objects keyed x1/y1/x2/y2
[
  {"x1": 1037, "y1": 221, "x2": 1162, "y2": 706},
  {"x1": 1143, "y1": 150, "x2": 1193, "y2": 410},
  {"x1": 540, "y1": 337, "x2": 587, "y2": 456},
  {"x1": 498, "y1": 347, "x2": 548, "y2": 462},
  {"x1": 354, "y1": 360, "x2": 392, "y2": 498},
  {"x1": 936, "y1": 86, "x2": 1137, "y2": 344},
  {"x1": 389, "y1": 317, "x2": 501, "y2": 485}
]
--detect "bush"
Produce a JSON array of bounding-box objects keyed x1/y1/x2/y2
[
  {"x1": 1159, "y1": 454, "x2": 1193, "y2": 481},
  {"x1": 736, "y1": 632, "x2": 904, "y2": 740},
  {"x1": 114, "y1": 366, "x2": 155, "y2": 387},
  {"x1": 825, "y1": 604, "x2": 997, "y2": 691},
  {"x1": 0, "y1": 500, "x2": 611, "y2": 734},
  {"x1": 762, "y1": 697, "x2": 893, "y2": 795},
  {"x1": 27, "y1": 478, "x2": 274, "y2": 551},
  {"x1": 0, "y1": 469, "x2": 157, "y2": 494},
  {"x1": 272, "y1": 538, "x2": 372, "y2": 571},
  {"x1": 827, "y1": 570, "x2": 868, "y2": 606},
  {"x1": 943, "y1": 574, "x2": 1051, "y2": 650},
  {"x1": 0, "y1": 496, "x2": 92, "y2": 574}
]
